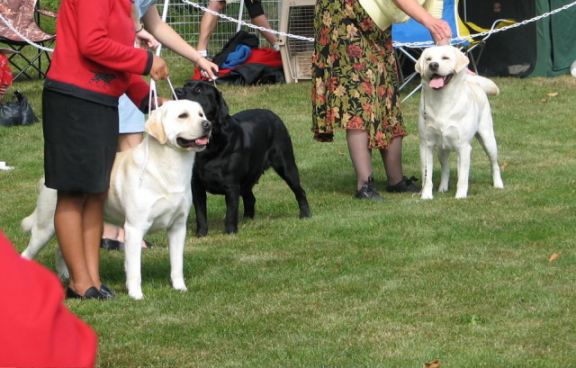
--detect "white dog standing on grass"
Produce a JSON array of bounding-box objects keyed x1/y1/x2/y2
[
  {"x1": 415, "y1": 45, "x2": 504, "y2": 199},
  {"x1": 21, "y1": 100, "x2": 212, "y2": 299}
]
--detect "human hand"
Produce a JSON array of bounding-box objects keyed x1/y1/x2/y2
[
  {"x1": 197, "y1": 58, "x2": 219, "y2": 80},
  {"x1": 136, "y1": 29, "x2": 160, "y2": 50},
  {"x1": 150, "y1": 55, "x2": 169, "y2": 80},
  {"x1": 425, "y1": 18, "x2": 452, "y2": 45}
]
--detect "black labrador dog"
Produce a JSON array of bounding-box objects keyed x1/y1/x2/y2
[{"x1": 175, "y1": 80, "x2": 311, "y2": 236}]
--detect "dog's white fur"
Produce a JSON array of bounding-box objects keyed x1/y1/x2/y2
[
  {"x1": 21, "y1": 100, "x2": 211, "y2": 299},
  {"x1": 415, "y1": 45, "x2": 503, "y2": 199}
]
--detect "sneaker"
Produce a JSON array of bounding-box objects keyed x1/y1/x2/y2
[
  {"x1": 386, "y1": 176, "x2": 420, "y2": 193},
  {"x1": 66, "y1": 286, "x2": 106, "y2": 300},
  {"x1": 355, "y1": 176, "x2": 383, "y2": 201},
  {"x1": 99, "y1": 284, "x2": 116, "y2": 299}
]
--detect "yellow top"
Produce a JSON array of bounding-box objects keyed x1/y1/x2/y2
[{"x1": 358, "y1": 0, "x2": 444, "y2": 31}]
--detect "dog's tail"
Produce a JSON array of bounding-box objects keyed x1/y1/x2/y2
[
  {"x1": 469, "y1": 75, "x2": 500, "y2": 96},
  {"x1": 20, "y1": 211, "x2": 36, "y2": 233},
  {"x1": 21, "y1": 177, "x2": 49, "y2": 233}
]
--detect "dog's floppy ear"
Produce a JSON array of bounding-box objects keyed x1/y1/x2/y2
[
  {"x1": 455, "y1": 49, "x2": 470, "y2": 73},
  {"x1": 215, "y1": 88, "x2": 229, "y2": 120},
  {"x1": 145, "y1": 106, "x2": 167, "y2": 144},
  {"x1": 415, "y1": 52, "x2": 426, "y2": 75},
  {"x1": 212, "y1": 87, "x2": 229, "y2": 125}
]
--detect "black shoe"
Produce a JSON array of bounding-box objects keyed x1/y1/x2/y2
[
  {"x1": 101, "y1": 238, "x2": 123, "y2": 250},
  {"x1": 66, "y1": 286, "x2": 105, "y2": 300},
  {"x1": 99, "y1": 284, "x2": 115, "y2": 299},
  {"x1": 386, "y1": 176, "x2": 421, "y2": 193},
  {"x1": 355, "y1": 176, "x2": 383, "y2": 201}
]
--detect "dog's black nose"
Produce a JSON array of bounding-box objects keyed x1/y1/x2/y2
[
  {"x1": 429, "y1": 62, "x2": 439, "y2": 72},
  {"x1": 202, "y1": 120, "x2": 212, "y2": 132}
]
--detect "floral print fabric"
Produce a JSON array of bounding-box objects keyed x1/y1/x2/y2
[{"x1": 311, "y1": 0, "x2": 407, "y2": 149}]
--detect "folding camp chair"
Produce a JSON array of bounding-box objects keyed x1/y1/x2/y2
[
  {"x1": 392, "y1": 0, "x2": 511, "y2": 101},
  {"x1": 0, "y1": 0, "x2": 56, "y2": 81}
]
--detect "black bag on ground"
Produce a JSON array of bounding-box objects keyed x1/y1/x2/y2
[
  {"x1": 212, "y1": 30, "x2": 259, "y2": 68},
  {"x1": 0, "y1": 90, "x2": 38, "y2": 127}
]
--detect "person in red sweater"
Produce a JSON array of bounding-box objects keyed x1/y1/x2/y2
[
  {"x1": 43, "y1": 0, "x2": 169, "y2": 299},
  {"x1": 0, "y1": 230, "x2": 98, "y2": 367}
]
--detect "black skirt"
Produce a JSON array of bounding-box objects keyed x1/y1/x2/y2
[{"x1": 42, "y1": 88, "x2": 118, "y2": 193}]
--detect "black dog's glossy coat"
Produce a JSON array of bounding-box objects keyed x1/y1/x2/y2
[{"x1": 176, "y1": 80, "x2": 311, "y2": 236}]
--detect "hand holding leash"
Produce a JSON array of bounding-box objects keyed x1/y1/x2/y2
[{"x1": 150, "y1": 55, "x2": 169, "y2": 81}]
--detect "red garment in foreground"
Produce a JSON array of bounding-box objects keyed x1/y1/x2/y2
[{"x1": 0, "y1": 231, "x2": 97, "y2": 367}]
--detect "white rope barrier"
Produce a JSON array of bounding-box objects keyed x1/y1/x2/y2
[
  {"x1": 0, "y1": 13, "x2": 54, "y2": 52},
  {"x1": 1, "y1": 0, "x2": 575, "y2": 53},
  {"x1": 180, "y1": 0, "x2": 314, "y2": 42}
]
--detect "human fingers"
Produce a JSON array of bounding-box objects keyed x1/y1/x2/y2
[
  {"x1": 150, "y1": 55, "x2": 169, "y2": 80},
  {"x1": 429, "y1": 20, "x2": 451, "y2": 45},
  {"x1": 199, "y1": 59, "x2": 219, "y2": 80}
]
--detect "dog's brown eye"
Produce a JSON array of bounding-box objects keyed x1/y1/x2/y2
[
  {"x1": 442, "y1": 56, "x2": 450, "y2": 60},
  {"x1": 426, "y1": 57, "x2": 432, "y2": 62},
  {"x1": 199, "y1": 112, "x2": 204, "y2": 118},
  {"x1": 178, "y1": 113, "x2": 189, "y2": 119}
]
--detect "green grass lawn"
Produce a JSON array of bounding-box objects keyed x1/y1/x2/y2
[{"x1": 1, "y1": 73, "x2": 576, "y2": 367}]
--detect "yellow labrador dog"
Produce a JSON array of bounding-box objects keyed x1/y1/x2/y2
[
  {"x1": 21, "y1": 100, "x2": 211, "y2": 299},
  {"x1": 415, "y1": 45, "x2": 504, "y2": 199}
]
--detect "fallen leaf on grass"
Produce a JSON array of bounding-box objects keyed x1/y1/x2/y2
[
  {"x1": 500, "y1": 162, "x2": 509, "y2": 171},
  {"x1": 424, "y1": 359, "x2": 441, "y2": 368},
  {"x1": 547, "y1": 92, "x2": 559, "y2": 97},
  {"x1": 548, "y1": 252, "x2": 560, "y2": 262}
]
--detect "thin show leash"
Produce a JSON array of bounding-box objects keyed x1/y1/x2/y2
[{"x1": 138, "y1": 77, "x2": 179, "y2": 187}]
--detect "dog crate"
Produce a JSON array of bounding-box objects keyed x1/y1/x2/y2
[{"x1": 278, "y1": 0, "x2": 315, "y2": 83}]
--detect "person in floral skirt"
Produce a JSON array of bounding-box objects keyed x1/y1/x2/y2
[{"x1": 312, "y1": 0, "x2": 451, "y2": 200}]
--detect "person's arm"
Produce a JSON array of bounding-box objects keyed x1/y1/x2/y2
[
  {"x1": 392, "y1": 0, "x2": 452, "y2": 43},
  {"x1": 76, "y1": 0, "x2": 152, "y2": 75},
  {"x1": 142, "y1": 6, "x2": 219, "y2": 79}
]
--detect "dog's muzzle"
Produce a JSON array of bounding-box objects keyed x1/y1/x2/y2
[
  {"x1": 428, "y1": 72, "x2": 454, "y2": 90},
  {"x1": 177, "y1": 120, "x2": 212, "y2": 150}
]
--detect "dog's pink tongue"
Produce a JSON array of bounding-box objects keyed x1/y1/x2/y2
[
  {"x1": 429, "y1": 76, "x2": 445, "y2": 89},
  {"x1": 195, "y1": 137, "x2": 209, "y2": 145}
]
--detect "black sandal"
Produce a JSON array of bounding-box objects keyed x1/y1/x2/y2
[
  {"x1": 66, "y1": 286, "x2": 106, "y2": 300},
  {"x1": 355, "y1": 176, "x2": 383, "y2": 201},
  {"x1": 386, "y1": 176, "x2": 420, "y2": 193}
]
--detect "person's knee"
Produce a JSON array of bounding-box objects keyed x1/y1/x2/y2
[{"x1": 207, "y1": 0, "x2": 226, "y2": 12}]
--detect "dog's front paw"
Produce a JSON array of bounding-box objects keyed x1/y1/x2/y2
[
  {"x1": 438, "y1": 183, "x2": 449, "y2": 193},
  {"x1": 172, "y1": 278, "x2": 187, "y2": 291},
  {"x1": 128, "y1": 288, "x2": 144, "y2": 300},
  {"x1": 127, "y1": 279, "x2": 144, "y2": 300},
  {"x1": 421, "y1": 188, "x2": 434, "y2": 200},
  {"x1": 455, "y1": 191, "x2": 468, "y2": 199},
  {"x1": 493, "y1": 178, "x2": 504, "y2": 189}
]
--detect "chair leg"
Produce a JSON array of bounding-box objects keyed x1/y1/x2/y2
[{"x1": 8, "y1": 43, "x2": 52, "y2": 81}]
